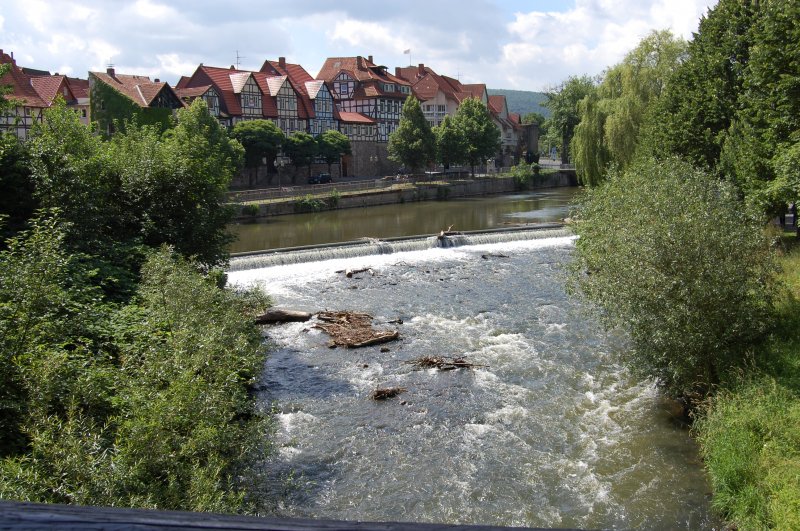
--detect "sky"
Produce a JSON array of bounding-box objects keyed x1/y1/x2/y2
[{"x1": 0, "y1": 0, "x2": 718, "y2": 91}]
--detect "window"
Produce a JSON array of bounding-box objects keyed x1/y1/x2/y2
[
  {"x1": 81, "y1": 109, "x2": 87, "y2": 118},
  {"x1": 437, "y1": 105, "x2": 446, "y2": 113}
]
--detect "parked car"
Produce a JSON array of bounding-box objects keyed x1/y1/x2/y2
[{"x1": 308, "y1": 173, "x2": 332, "y2": 185}]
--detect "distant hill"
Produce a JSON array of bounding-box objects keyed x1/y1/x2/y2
[{"x1": 488, "y1": 89, "x2": 549, "y2": 120}]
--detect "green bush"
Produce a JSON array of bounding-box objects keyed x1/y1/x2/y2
[
  {"x1": 241, "y1": 204, "x2": 260, "y2": 217},
  {"x1": 568, "y1": 157, "x2": 776, "y2": 399},
  {"x1": 0, "y1": 218, "x2": 272, "y2": 512}
]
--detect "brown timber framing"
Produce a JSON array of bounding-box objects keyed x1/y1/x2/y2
[{"x1": 0, "y1": 500, "x2": 579, "y2": 530}]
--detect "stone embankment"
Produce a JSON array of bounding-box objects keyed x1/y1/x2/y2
[{"x1": 232, "y1": 171, "x2": 577, "y2": 220}]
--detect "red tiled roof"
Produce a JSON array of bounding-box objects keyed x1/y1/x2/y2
[
  {"x1": 179, "y1": 65, "x2": 279, "y2": 118},
  {"x1": 174, "y1": 85, "x2": 212, "y2": 99},
  {"x1": 317, "y1": 56, "x2": 411, "y2": 98},
  {"x1": 1, "y1": 51, "x2": 48, "y2": 107},
  {"x1": 488, "y1": 95, "x2": 506, "y2": 115},
  {"x1": 91, "y1": 70, "x2": 182, "y2": 108},
  {"x1": 338, "y1": 111, "x2": 375, "y2": 124},
  {"x1": 261, "y1": 59, "x2": 316, "y2": 120},
  {"x1": 30, "y1": 75, "x2": 74, "y2": 104},
  {"x1": 66, "y1": 77, "x2": 89, "y2": 99}
]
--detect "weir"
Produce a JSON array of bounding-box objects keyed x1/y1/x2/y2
[{"x1": 228, "y1": 223, "x2": 572, "y2": 271}]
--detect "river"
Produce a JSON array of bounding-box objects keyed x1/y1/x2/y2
[
  {"x1": 228, "y1": 187, "x2": 580, "y2": 253},
  {"x1": 227, "y1": 217, "x2": 716, "y2": 528}
]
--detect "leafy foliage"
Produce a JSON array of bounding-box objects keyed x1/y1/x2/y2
[
  {"x1": 388, "y1": 96, "x2": 436, "y2": 173},
  {"x1": 316, "y1": 129, "x2": 351, "y2": 174},
  {"x1": 544, "y1": 75, "x2": 595, "y2": 163},
  {"x1": 642, "y1": 0, "x2": 760, "y2": 171},
  {"x1": 451, "y1": 97, "x2": 500, "y2": 175},
  {"x1": 432, "y1": 115, "x2": 465, "y2": 169},
  {"x1": 568, "y1": 157, "x2": 776, "y2": 398},
  {"x1": 0, "y1": 217, "x2": 272, "y2": 512},
  {"x1": 0, "y1": 134, "x2": 36, "y2": 242},
  {"x1": 231, "y1": 119, "x2": 284, "y2": 187},
  {"x1": 572, "y1": 30, "x2": 687, "y2": 185},
  {"x1": 283, "y1": 131, "x2": 317, "y2": 180}
]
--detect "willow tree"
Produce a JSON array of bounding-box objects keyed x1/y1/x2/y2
[{"x1": 572, "y1": 30, "x2": 687, "y2": 185}]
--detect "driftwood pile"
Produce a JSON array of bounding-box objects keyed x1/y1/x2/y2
[
  {"x1": 314, "y1": 310, "x2": 400, "y2": 348},
  {"x1": 405, "y1": 356, "x2": 488, "y2": 371}
]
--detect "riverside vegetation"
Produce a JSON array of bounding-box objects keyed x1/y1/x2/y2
[
  {"x1": 0, "y1": 97, "x2": 274, "y2": 512},
  {"x1": 558, "y1": 0, "x2": 800, "y2": 528}
]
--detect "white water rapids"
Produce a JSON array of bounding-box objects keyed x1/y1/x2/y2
[{"x1": 228, "y1": 235, "x2": 715, "y2": 529}]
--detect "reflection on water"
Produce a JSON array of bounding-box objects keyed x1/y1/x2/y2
[{"x1": 228, "y1": 187, "x2": 581, "y2": 253}]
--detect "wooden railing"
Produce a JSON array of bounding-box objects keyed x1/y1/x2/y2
[{"x1": 0, "y1": 500, "x2": 575, "y2": 530}]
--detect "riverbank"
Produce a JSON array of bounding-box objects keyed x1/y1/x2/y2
[
  {"x1": 694, "y1": 232, "x2": 800, "y2": 529},
  {"x1": 231, "y1": 171, "x2": 578, "y2": 220}
]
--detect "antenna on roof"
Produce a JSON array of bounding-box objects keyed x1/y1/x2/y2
[{"x1": 235, "y1": 50, "x2": 246, "y2": 69}]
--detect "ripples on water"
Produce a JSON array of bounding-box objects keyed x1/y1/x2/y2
[{"x1": 228, "y1": 237, "x2": 715, "y2": 529}]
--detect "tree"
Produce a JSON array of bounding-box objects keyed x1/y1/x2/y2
[
  {"x1": 544, "y1": 75, "x2": 595, "y2": 164},
  {"x1": 283, "y1": 131, "x2": 317, "y2": 182},
  {"x1": 230, "y1": 119, "x2": 284, "y2": 188},
  {"x1": 316, "y1": 129, "x2": 351, "y2": 175},
  {"x1": 388, "y1": 95, "x2": 436, "y2": 173},
  {"x1": 451, "y1": 97, "x2": 500, "y2": 176},
  {"x1": 717, "y1": 0, "x2": 800, "y2": 217},
  {"x1": 0, "y1": 134, "x2": 36, "y2": 242},
  {"x1": 567, "y1": 157, "x2": 775, "y2": 400},
  {"x1": 572, "y1": 30, "x2": 687, "y2": 185},
  {"x1": 641, "y1": 0, "x2": 761, "y2": 171},
  {"x1": 433, "y1": 115, "x2": 466, "y2": 170},
  {"x1": 122, "y1": 99, "x2": 244, "y2": 268},
  {"x1": 571, "y1": 90, "x2": 609, "y2": 186}
]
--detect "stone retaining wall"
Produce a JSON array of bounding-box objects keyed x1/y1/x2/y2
[{"x1": 235, "y1": 171, "x2": 578, "y2": 219}]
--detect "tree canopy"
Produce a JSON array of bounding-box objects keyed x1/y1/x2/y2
[
  {"x1": 451, "y1": 97, "x2": 500, "y2": 175},
  {"x1": 230, "y1": 119, "x2": 284, "y2": 187},
  {"x1": 572, "y1": 30, "x2": 687, "y2": 185},
  {"x1": 568, "y1": 157, "x2": 775, "y2": 399},
  {"x1": 316, "y1": 129, "x2": 351, "y2": 174},
  {"x1": 388, "y1": 95, "x2": 436, "y2": 173},
  {"x1": 544, "y1": 75, "x2": 595, "y2": 164},
  {"x1": 284, "y1": 131, "x2": 317, "y2": 180}
]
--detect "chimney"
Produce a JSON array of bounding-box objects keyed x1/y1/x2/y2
[
  {"x1": 154, "y1": 78, "x2": 160, "y2": 83},
  {"x1": 395, "y1": 67, "x2": 402, "y2": 78},
  {"x1": 107, "y1": 66, "x2": 115, "y2": 77},
  {"x1": 230, "y1": 65, "x2": 235, "y2": 70},
  {"x1": 279, "y1": 56, "x2": 286, "y2": 69},
  {"x1": 11, "y1": 51, "x2": 15, "y2": 65},
  {"x1": 418, "y1": 63, "x2": 425, "y2": 77},
  {"x1": 368, "y1": 55, "x2": 373, "y2": 64}
]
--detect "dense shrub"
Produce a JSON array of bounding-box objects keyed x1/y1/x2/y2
[
  {"x1": 568, "y1": 157, "x2": 776, "y2": 399},
  {"x1": 0, "y1": 215, "x2": 272, "y2": 512}
]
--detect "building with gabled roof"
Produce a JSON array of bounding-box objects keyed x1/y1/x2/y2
[
  {"x1": 1, "y1": 49, "x2": 82, "y2": 139},
  {"x1": 89, "y1": 67, "x2": 184, "y2": 135},
  {"x1": 260, "y1": 57, "x2": 338, "y2": 137},
  {"x1": 317, "y1": 55, "x2": 411, "y2": 143}
]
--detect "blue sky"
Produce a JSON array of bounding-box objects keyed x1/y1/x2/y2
[{"x1": 0, "y1": 0, "x2": 717, "y2": 90}]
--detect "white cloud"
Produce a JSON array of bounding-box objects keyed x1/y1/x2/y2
[
  {"x1": 498, "y1": 0, "x2": 716, "y2": 89},
  {"x1": 0, "y1": 0, "x2": 718, "y2": 90}
]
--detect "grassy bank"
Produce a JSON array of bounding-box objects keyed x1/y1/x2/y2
[{"x1": 694, "y1": 233, "x2": 800, "y2": 529}]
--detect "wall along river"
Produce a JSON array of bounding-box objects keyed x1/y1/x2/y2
[{"x1": 227, "y1": 225, "x2": 717, "y2": 529}]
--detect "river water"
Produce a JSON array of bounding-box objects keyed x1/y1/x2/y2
[
  {"x1": 228, "y1": 187, "x2": 580, "y2": 253},
  {"x1": 228, "y1": 229, "x2": 716, "y2": 529}
]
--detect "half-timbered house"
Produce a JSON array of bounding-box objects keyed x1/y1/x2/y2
[
  {"x1": 0, "y1": 50, "x2": 82, "y2": 139},
  {"x1": 317, "y1": 55, "x2": 411, "y2": 143}
]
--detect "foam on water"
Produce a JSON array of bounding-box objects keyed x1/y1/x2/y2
[{"x1": 244, "y1": 233, "x2": 715, "y2": 528}]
